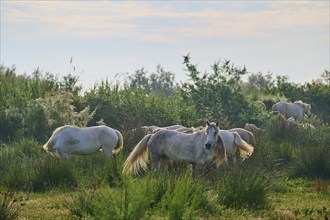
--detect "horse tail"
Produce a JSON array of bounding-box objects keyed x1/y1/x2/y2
[
  {"x1": 233, "y1": 132, "x2": 254, "y2": 159},
  {"x1": 123, "y1": 134, "x2": 152, "y2": 175},
  {"x1": 112, "y1": 129, "x2": 124, "y2": 154}
]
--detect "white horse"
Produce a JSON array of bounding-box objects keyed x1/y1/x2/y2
[
  {"x1": 123, "y1": 122, "x2": 227, "y2": 175},
  {"x1": 43, "y1": 125, "x2": 123, "y2": 159},
  {"x1": 219, "y1": 130, "x2": 254, "y2": 164},
  {"x1": 244, "y1": 123, "x2": 262, "y2": 133},
  {"x1": 228, "y1": 128, "x2": 256, "y2": 147},
  {"x1": 272, "y1": 100, "x2": 311, "y2": 121}
]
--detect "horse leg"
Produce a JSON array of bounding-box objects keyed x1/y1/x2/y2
[
  {"x1": 189, "y1": 163, "x2": 195, "y2": 175},
  {"x1": 150, "y1": 152, "x2": 162, "y2": 173},
  {"x1": 102, "y1": 146, "x2": 113, "y2": 159},
  {"x1": 154, "y1": 160, "x2": 161, "y2": 173},
  {"x1": 231, "y1": 156, "x2": 237, "y2": 166},
  {"x1": 59, "y1": 152, "x2": 70, "y2": 160},
  {"x1": 54, "y1": 149, "x2": 69, "y2": 160}
]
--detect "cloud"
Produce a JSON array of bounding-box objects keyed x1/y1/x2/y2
[{"x1": 2, "y1": 1, "x2": 329, "y2": 41}]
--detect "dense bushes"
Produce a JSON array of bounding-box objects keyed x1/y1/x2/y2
[{"x1": 292, "y1": 146, "x2": 330, "y2": 180}]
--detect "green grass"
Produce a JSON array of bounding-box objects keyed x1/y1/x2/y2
[{"x1": 7, "y1": 177, "x2": 328, "y2": 220}]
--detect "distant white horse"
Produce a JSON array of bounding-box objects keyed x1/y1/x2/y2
[
  {"x1": 272, "y1": 100, "x2": 311, "y2": 121},
  {"x1": 219, "y1": 130, "x2": 254, "y2": 164},
  {"x1": 228, "y1": 128, "x2": 256, "y2": 147},
  {"x1": 123, "y1": 122, "x2": 227, "y2": 175},
  {"x1": 43, "y1": 125, "x2": 123, "y2": 159},
  {"x1": 244, "y1": 123, "x2": 262, "y2": 133}
]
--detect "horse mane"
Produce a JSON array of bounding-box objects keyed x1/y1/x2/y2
[
  {"x1": 293, "y1": 100, "x2": 311, "y2": 111},
  {"x1": 294, "y1": 100, "x2": 304, "y2": 105}
]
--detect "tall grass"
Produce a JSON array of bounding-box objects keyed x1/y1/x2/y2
[
  {"x1": 292, "y1": 146, "x2": 330, "y2": 180},
  {"x1": 67, "y1": 175, "x2": 158, "y2": 220},
  {"x1": 65, "y1": 172, "x2": 209, "y2": 220},
  {"x1": 32, "y1": 158, "x2": 78, "y2": 192},
  {"x1": 0, "y1": 191, "x2": 20, "y2": 220},
  {"x1": 215, "y1": 161, "x2": 273, "y2": 210},
  {"x1": 160, "y1": 172, "x2": 207, "y2": 220},
  {"x1": 0, "y1": 138, "x2": 42, "y2": 190}
]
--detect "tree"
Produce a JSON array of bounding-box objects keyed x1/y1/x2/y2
[
  {"x1": 125, "y1": 65, "x2": 178, "y2": 96},
  {"x1": 247, "y1": 72, "x2": 274, "y2": 91},
  {"x1": 181, "y1": 54, "x2": 253, "y2": 127}
]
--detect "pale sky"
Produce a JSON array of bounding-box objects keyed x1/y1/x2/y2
[{"x1": 1, "y1": 1, "x2": 329, "y2": 90}]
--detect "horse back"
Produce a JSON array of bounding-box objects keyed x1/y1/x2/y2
[
  {"x1": 148, "y1": 129, "x2": 205, "y2": 162},
  {"x1": 272, "y1": 101, "x2": 287, "y2": 115}
]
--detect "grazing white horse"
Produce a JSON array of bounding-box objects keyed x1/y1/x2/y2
[
  {"x1": 244, "y1": 123, "x2": 262, "y2": 133},
  {"x1": 228, "y1": 128, "x2": 256, "y2": 147},
  {"x1": 272, "y1": 100, "x2": 311, "y2": 121},
  {"x1": 219, "y1": 130, "x2": 254, "y2": 164},
  {"x1": 43, "y1": 125, "x2": 123, "y2": 159},
  {"x1": 123, "y1": 122, "x2": 227, "y2": 175}
]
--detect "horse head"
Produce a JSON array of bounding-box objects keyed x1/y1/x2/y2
[
  {"x1": 294, "y1": 101, "x2": 312, "y2": 117},
  {"x1": 205, "y1": 121, "x2": 220, "y2": 150},
  {"x1": 304, "y1": 104, "x2": 312, "y2": 116}
]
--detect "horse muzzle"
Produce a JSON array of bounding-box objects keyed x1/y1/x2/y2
[{"x1": 204, "y1": 143, "x2": 212, "y2": 150}]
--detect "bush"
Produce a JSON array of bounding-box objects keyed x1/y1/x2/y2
[
  {"x1": 107, "y1": 152, "x2": 125, "y2": 188},
  {"x1": 32, "y1": 158, "x2": 77, "y2": 192},
  {"x1": 277, "y1": 142, "x2": 295, "y2": 162},
  {"x1": 65, "y1": 190, "x2": 95, "y2": 219},
  {"x1": 0, "y1": 138, "x2": 42, "y2": 190},
  {"x1": 67, "y1": 175, "x2": 158, "y2": 220},
  {"x1": 217, "y1": 164, "x2": 271, "y2": 210},
  {"x1": 292, "y1": 146, "x2": 330, "y2": 180},
  {"x1": 160, "y1": 172, "x2": 207, "y2": 219}
]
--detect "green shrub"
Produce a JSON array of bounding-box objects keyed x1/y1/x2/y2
[
  {"x1": 292, "y1": 146, "x2": 330, "y2": 179},
  {"x1": 160, "y1": 173, "x2": 206, "y2": 220},
  {"x1": 32, "y1": 158, "x2": 77, "y2": 192},
  {"x1": 8, "y1": 138, "x2": 42, "y2": 159},
  {"x1": 107, "y1": 152, "x2": 125, "y2": 188},
  {"x1": 65, "y1": 190, "x2": 95, "y2": 219},
  {"x1": 277, "y1": 142, "x2": 295, "y2": 162},
  {"x1": 0, "y1": 138, "x2": 42, "y2": 190},
  {"x1": 217, "y1": 165, "x2": 271, "y2": 210},
  {"x1": 67, "y1": 175, "x2": 158, "y2": 220},
  {"x1": 95, "y1": 176, "x2": 157, "y2": 219}
]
